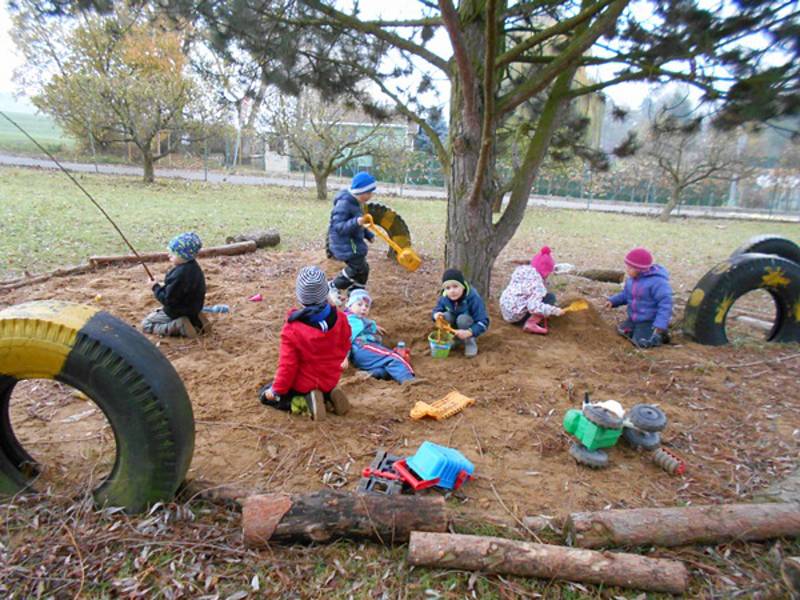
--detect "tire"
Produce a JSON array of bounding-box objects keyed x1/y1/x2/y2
[
  {"x1": 366, "y1": 202, "x2": 412, "y2": 259},
  {"x1": 732, "y1": 235, "x2": 800, "y2": 265},
  {"x1": 0, "y1": 301, "x2": 194, "y2": 512},
  {"x1": 626, "y1": 404, "x2": 667, "y2": 433},
  {"x1": 582, "y1": 404, "x2": 624, "y2": 429},
  {"x1": 569, "y1": 443, "x2": 609, "y2": 468},
  {"x1": 683, "y1": 253, "x2": 800, "y2": 345},
  {"x1": 622, "y1": 428, "x2": 661, "y2": 451}
]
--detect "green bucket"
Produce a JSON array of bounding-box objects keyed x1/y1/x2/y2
[{"x1": 428, "y1": 331, "x2": 454, "y2": 358}]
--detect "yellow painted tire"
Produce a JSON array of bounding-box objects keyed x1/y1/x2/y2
[
  {"x1": 683, "y1": 253, "x2": 800, "y2": 345},
  {"x1": 0, "y1": 301, "x2": 194, "y2": 512}
]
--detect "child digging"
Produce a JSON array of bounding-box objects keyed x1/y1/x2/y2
[
  {"x1": 499, "y1": 246, "x2": 564, "y2": 334},
  {"x1": 432, "y1": 269, "x2": 489, "y2": 358},
  {"x1": 605, "y1": 247, "x2": 673, "y2": 348},
  {"x1": 141, "y1": 232, "x2": 208, "y2": 338},
  {"x1": 258, "y1": 266, "x2": 352, "y2": 420},
  {"x1": 345, "y1": 289, "x2": 414, "y2": 383},
  {"x1": 327, "y1": 172, "x2": 376, "y2": 304}
]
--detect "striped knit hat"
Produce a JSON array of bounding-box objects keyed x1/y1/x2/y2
[
  {"x1": 350, "y1": 172, "x2": 377, "y2": 195},
  {"x1": 295, "y1": 266, "x2": 330, "y2": 306},
  {"x1": 167, "y1": 232, "x2": 202, "y2": 261}
]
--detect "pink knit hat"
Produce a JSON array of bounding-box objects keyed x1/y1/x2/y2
[
  {"x1": 530, "y1": 246, "x2": 555, "y2": 279},
  {"x1": 624, "y1": 247, "x2": 654, "y2": 270}
]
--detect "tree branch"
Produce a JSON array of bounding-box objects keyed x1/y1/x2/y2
[{"x1": 438, "y1": 0, "x2": 479, "y2": 130}]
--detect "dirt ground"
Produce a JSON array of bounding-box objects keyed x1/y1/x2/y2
[{"x1": 2, "y1": 247, "x2": 799, "y2": 527}]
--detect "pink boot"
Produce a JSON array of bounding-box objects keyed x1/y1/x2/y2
[{"x1": 523, "y1": 314, "x2": 548, "y2": 335}]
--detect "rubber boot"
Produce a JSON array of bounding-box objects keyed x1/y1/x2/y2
[{"x1": 522, "y1": 314, "x2": 548, "y2": 335}]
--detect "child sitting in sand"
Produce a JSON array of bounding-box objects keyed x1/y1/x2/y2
[
  {"x1": 258, "y1": 266, "x2": 352, "y2": 419},
  {"x1": 499, "y1": 246, "x2": 564, "y2": 334},
  {"x1": 141, "y1": 232, "x2": 208, "y2": 338},
  {"x1": 345, "y1": 289, "x2": 415, "y2": 383},
  {"x1": 431, "y1": 269, "x2": 489, "y2": 358},
  {"x1": 605, "y1": 247, "x2": 673, "y2": 348}
]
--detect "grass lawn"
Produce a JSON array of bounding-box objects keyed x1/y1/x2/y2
[
  {"x1": 2, "y1": 165, "x2": 799, "y2": 287},
  {"x1": 0, "y1": 111, "x2": 75, "y2": 155}
]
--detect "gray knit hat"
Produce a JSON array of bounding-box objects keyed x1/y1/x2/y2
[{"x1": 295, "y1": 266, "x2": 329, "y2": 306}]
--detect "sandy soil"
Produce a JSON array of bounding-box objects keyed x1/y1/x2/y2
[{"x1": 2, "y1": 248, "x2": 799, "y2": 525}]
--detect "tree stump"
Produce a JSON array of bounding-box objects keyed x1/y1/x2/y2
[
  {"x1": 565, "y1": 503, "x2": 800, "y2": 548},
  {"x1": 242, "y1": 490, "x2": 448, "y2": 546},
  {"x1": 407, "y1": 531, "x2": 688, "y2": 594},
  {"x1": 225, "y1": 229, "x2": 280, "y2": 248}
]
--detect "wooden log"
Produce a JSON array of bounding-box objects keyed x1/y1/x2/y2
[
  {"x1": 407, "y1": 531, "x2": 688, "y2": 594},
  {"x1": 565, "y1": 503, "x2": 800, "y2": 549},
  {"x1": 88, "y1": 240, "x2": 257, "y2": 267},
  {"x1": 0, "y1": 264, "x2": 94, "y2": 291},
  {"x1": 242, "y1": 490, "x2": 448, "y2": 546},
  {"x1": 225, "y1": 229, "x2": 280, "y2": 248},
  {"x1": 575, "y1": 269, "x2": 625, "y2": 283}
]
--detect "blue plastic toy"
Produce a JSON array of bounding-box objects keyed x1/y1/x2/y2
[{"x1": 404, "y1": 441, "x2": 474, "y2": 490}]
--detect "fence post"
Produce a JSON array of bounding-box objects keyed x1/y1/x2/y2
[{"x1": 203, "y1": 138, "x2": 208, "y2": 182}]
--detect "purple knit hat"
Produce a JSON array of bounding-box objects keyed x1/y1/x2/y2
[{"x1": 624, "y1": 247, "x2": 654, "y2": 270}]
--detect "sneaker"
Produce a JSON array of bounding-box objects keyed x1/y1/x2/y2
[
  {"x1": 175, "y1": 316, "x2": 199, "y2": 339},
  {"x1": 326, "y1": 387, "x2": 350, "y2": 416},
  {"x1": 464, "y1": 337, "x2": 478, "y2": 358},
  {"x1": 327, "y1": 281, "x2": 345, "y2": 307},
  {"x1": 305, "y1": 389, "x2": 326, "y2": 421}
]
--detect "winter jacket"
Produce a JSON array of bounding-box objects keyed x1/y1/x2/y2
[
  {"x1": 272, "y1": 308, "x2": 352, "y2": 395},
  {"x1": 153, "y1": 259, "x2": 206, "y2": 329},
  {"x1": 499, "y1": 265, "x2": 559, "y2": 322},
  {"x1": 327, "y1": 190, "x2": 374, "y2": 260},
  {"x1": 608, "y1": 264, "x2": 673, "y2": 331},
  {"x1": 431, "y1": 284, "x2": 490, "y2": 338},
  {"x1": 347, "y1": 313, "x2": 381, "y2": 345}
]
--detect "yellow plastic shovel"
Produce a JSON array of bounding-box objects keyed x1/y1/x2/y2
[
  {"x1": 562, "y1": 299, "x2": 589, "y2": 313},
  {"x1": 362, "y1": 214, "x2": 421, "y2": 272}
]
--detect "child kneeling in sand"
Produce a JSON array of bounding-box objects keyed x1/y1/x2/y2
[
  {"x1": 346, "y1": 289, "x2": 414, "y2": 383},
  {"x1": 258, "y1": 266, "x2": 352, "y2": 419},
  {"x1": 499, "y1": 246, "x2": 564, "y2": 334}
]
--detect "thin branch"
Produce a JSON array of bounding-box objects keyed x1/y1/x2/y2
[
  {"x1": 439, "y1": 0, "x2": 479, "y2": 130},
  {"x1": 361, "y1": 17, "x2": 442, "y2": 27}
]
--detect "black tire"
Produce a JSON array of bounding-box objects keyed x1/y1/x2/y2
[
  {"x1": 683, "y1": 253, "x2": 800, "y2": 345},
  {"x1": 0, "y1": 301, "x2": 194, "y2": 512},
  {"x1": 622, "y1": 428, "x2": 661, "y2": 451},
  {"x1": 366, "y1": 202, "x2": 412, "y2": 259},
  {"x1": 626, "y1": 404, "x2": 667, "y2": 433},
  {"x1": 582, "y1": 404, "x2": 624, "y2": 429},
  {"x1": 732, "y1": 235, "x2": 800, "y2": 265},
  {"x1": 569, "y1": 443, "x2": 609, "y2": 468}
]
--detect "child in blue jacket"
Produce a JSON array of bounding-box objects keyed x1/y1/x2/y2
[
  {"x1": 327, "y1": 172, "x2": 376, "y2": 303},
  {"x1": 346, "y1": 289, "x2": 415, "y2": 383},
  {"x1": 431, "y1": 269, "x2": 490, "y2": 358},
  {"x1": 605, "y1": 247, "x2": 673, "y2": 348}
]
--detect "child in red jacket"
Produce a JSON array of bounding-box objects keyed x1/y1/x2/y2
[{"x1": 258, "y1": 266, "x2": 352, "y2": 420}]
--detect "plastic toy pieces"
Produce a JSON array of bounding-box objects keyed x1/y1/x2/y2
[
  {"x1": 357, "y1": 449, "x2": 406, "y2": 495},
  {"x1": 652, "y1": 447, "x2": 687, "y2": 475},
  {"x1": 562, "y1": 299, "x2": 589, "y2": 313},
  {"x1": 434, "y1": 314, "x2": 457, "y2": 335},
  {"x1": 410, "y1": 390, "x2": 476, "y2": 421}
]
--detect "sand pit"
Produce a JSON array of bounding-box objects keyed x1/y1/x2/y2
[{"x1": 2, "y1": 248, "x2": 798, "y2": 524}]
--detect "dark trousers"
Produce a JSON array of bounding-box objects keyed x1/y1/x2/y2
[
  {"x1": 617, "y1": 318, "x2": 666, "y2": 348},
  {"x1": 333, "y1": 254, "x2": 370, "y2": 291}
]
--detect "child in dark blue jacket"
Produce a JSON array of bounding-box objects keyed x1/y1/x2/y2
[
  {"x1": 431, "y1": 269, "x2": 490, "y2": 358},
  {"x1": 605, "y1": 247, "x2": 673, "y2": 348},
  {"x1": 327, "y1": 172, "x2": 376, "y2": 303}
]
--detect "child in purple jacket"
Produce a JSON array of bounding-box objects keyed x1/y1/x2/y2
[{"x1": 605, "y1": 247, "x2": 673, "y2": 348}]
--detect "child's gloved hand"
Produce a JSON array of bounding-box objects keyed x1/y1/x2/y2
[
  {"x1": 433, "y1": 311, "x2": 445, "y2": 321},
  {"x1": 604, "y1": 300, "x2": 613, "y2": 309},
  {"x1": 261, "y1": 387, "x2": 276, "y2": 401},
  {"x1": 377, "y1": 325, "x2": 387, "y2": 336},
  {"x1": 455, "y1": 329, "x2": 472, "y2": 340},
  {"x1": 553, "y1": 307, "x2": 565, "y2": 317},
  {"x1": 340, "y1": 357, "x2": 349, "y2": 370}
]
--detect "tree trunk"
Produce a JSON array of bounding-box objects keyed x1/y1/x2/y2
[
  {"x1": 242, "y1": 490, "x2": 448, "y2": 546},
  {"x1": 407, "y1": 532, "x2": 688, "y2": 594},
  {"x1": 313, "y1": 170, "x2": 329, "y2": 201},
  {"x1": 659, "y1": 186, "x2": 682, "y2": 222},
  {"x1": 142, "y1": 147, "x2": 155, "y2": 183},
  {"x1": 565, "y1": 503, "x2": 800, "y2": 549}
]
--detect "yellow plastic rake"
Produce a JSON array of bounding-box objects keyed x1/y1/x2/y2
[
  {"x1": 362, "y1": 214, "x2": 421, "y2": 272},
  {"x1": 562, "y1": 299, "x2": 589, "y2": 313}
]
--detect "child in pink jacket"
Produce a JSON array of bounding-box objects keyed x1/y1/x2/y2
[{"x1": 499, "y1": 246, "x2": 563, "y2": 334}]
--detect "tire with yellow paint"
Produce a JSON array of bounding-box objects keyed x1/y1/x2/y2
[
  {"x1": 731, "y1": 235, "x2": 800, "y2": 265},
  {"x1": 0, "y1": 301, "x2": 194, "y2": 512},
  {"x1": 366, "y1": 201, "x2": 412, "y2": 258},
  {"x1": 683, "y1": 253, "x2": 800, "y2": 345}
]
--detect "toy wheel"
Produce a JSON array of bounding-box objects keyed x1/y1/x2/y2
[
  {"x1": 0, "y1": 301, "x2": 194, "y2": 513},
  {"x1": 582, "y1": 404, "x2": 623, "y2": 429},
  {"x1": 569, "y1": 443, "x2": 608, "y2": 468},
  {"x1": 626, "y1": 404, "x2": 667, "y2": 432},
  {"x1": 622, "y1": 428, "x2": 661, "y2": 451}
]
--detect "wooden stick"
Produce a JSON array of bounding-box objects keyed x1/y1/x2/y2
[
  {"x1": 0, "y1": 265, "x2": 94, "y2": 291},
  {"x1": 407, "y1": 531, "x2": 688, "y2": 594},
  {"x1": 89, "y1": 241, "x2": 257, "y2": 267},
  {"x1": 565, "y1": 503, "x2": 800, "y2": 549}
]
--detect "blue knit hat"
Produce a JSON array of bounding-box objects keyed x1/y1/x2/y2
[
  {"x1": 346, "y1": 288, "x2": 372, "y2": 308},
  {"x1": 167, "y1": 232, "x2": 202, "y2": 261},
  {"x1": 350, "y1": 172, "x2": 377, "y2": 195}
]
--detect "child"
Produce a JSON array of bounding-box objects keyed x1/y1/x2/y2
[
  {"x1": 141, "y1": 232, "x2": 207, "y2": 338},
  {"x1": 605, "y1": 247, "x2": 673, "y2": 348},
  {"x1": 431, "y1": 268, "x2": 489, "y2": 358},
  {"x1": 346, "y1": 289, "x2": 415, "y2": 383},
  {"x1": 499, "y1": 246, "x2": 564, "y2": 334},
  {"x1": 327, "y1": 172, "x2": 376, "y2": 303},
  {"x1": 258, "y1": 266, "x2": 352, "y2": 420}
]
